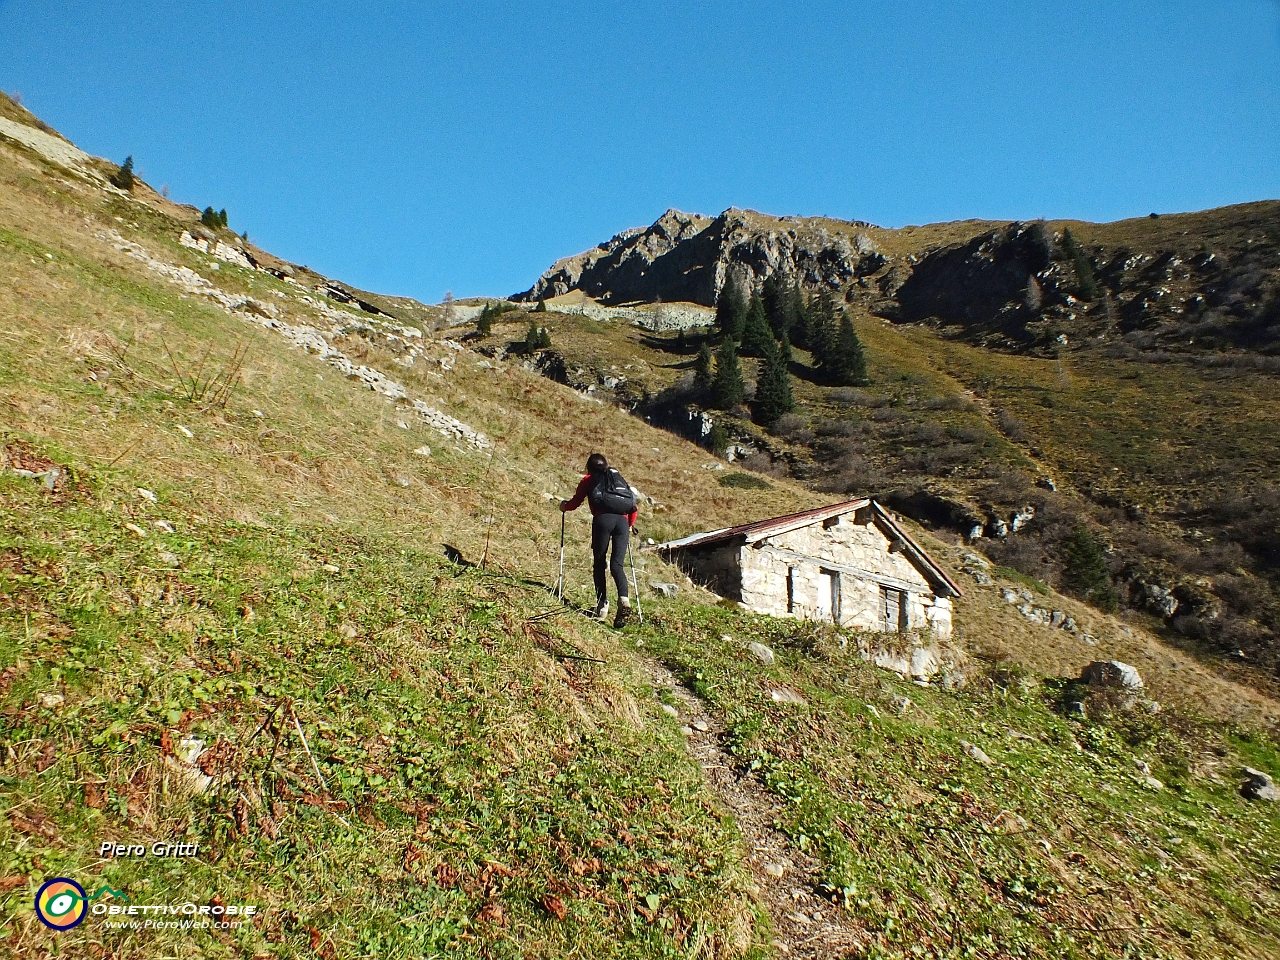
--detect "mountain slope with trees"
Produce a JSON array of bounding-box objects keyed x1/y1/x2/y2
[{"x1": 3, "y1": 94, "x2": 1280, "y2": 960}]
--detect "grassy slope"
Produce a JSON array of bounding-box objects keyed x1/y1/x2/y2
[{"x1": 1, "y1": 114, "x2": 1279, "y2": 960}]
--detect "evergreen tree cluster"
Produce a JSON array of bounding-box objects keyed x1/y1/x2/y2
[
  {"x1": 524, "y1": 321, "x2": 552, "y2": 351},
  {"x1": 201, "y1": 207, "x2": 229, "y2": 230},
  {"x1": 709, "y1": 270, "x2": 869, "y2": 427}
]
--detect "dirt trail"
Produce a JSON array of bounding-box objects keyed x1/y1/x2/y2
[{"x1": 644, "y1": 658, "x2": 865, "y2": 958}]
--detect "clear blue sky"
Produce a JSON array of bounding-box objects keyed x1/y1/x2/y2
[{"x1": 2, "y1": 1, "x2": 1277, "y2": 301}]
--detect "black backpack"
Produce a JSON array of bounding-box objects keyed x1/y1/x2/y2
[{"x1": 588, "y1": 468, "x2": 638, "y2": 515}]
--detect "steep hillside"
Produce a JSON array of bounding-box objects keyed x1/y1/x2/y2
[{"x1": 3, "y1": 97, "x2": 1280, "y2": 960}]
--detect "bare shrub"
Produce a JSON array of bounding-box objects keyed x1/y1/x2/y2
[
  {"x1": 923, "y1": 395, "x2": 978, "y2": 413},
  {"x1": 913, "y1": 421, "x2": 948, "y2": 445},
  {"x1": 995, "y1": 408, "x2": 1030, "y2": 442},
  {"x1": 948, "y1": 423, "x2": 987, "y2": 443}
]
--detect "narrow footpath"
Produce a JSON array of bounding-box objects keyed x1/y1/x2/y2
[{"x1": 644, "y1": 659, "x2": 866, "y2": 958}]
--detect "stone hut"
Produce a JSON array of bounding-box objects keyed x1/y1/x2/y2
[{"x1": 657, "y1": 499, "x2": 963, "y2": 638}]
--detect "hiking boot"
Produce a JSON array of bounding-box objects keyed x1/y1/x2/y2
[
  {"x1": 592, "y1": 600, "x2": 609, "y2": 621},
  {"x1": 613, "y1": 603, "x2": 633, "y2": 629}
]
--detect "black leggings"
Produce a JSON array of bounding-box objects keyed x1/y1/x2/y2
[{"x1": 591, "y1": 513, "x2": 631, "y2": 604}]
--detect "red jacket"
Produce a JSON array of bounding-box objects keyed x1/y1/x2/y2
[{"x1": 562, "y1": 473, "x2": 638, "y2": 527}]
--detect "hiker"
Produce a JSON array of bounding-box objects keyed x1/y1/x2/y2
[{"x1": 560, "y1": 453, "x2": 638, "y2": 627}]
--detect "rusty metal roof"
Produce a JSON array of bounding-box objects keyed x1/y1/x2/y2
[{"x1": 656, "y1": 498, "x2": 963, "y2": 597}]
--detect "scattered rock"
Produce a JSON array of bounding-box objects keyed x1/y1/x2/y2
[
  {"x1": 769, "y1": 687, "x2": 807, "y2": 706},
  {"x1": 691, "y1": 719, "x2": 710, "y2": 732},
  {"x1": 1067, "y1": 701, "x2": 1087, "y2": 717},
  {"x1": 864, "y1": 703, "x2": 880, "y2": 719},
  {"x1": 764, "y1": 862, "x2": 787, "y2": 879},
  {"x1": 1242, "y1": 767, "x2": 1278, "y2": 801},
  {"x1": 38, "y1": 693, "x2": 64, "y2": 710},
  {"x1": 747, "y1": 642, "x2": 776, "y2": 665},
  {"x1": 995, "y1": 811, "x2": 1028, "y2": 833},
  {"x1": 1050, "y1": 610, "x2": 1066, "y2": 628},
  {"x1": 137, "y1": 487, "x2": 157, "y2": 502},
  {"x1": 960, "y1": 740, "x2": 993, "y2": 766},
  {"x1": 1142, "y1": 776, "x2": 1164, "y2": 791},
  {"x1": 660, "y1": 703, "x2": 678, "y2": 718},
  {"x1": 413, "y1": 446, "x2": 432, "y2": 457},
  {"x1": 1081, "y1": 660, "x2": 1144, "y2": 692},
  {"x1": 890, "y1": 695, "x2": 913, "y2": 714},
  {"x1": 337, "y1": 623, "x2": 358, "y2": 640},
  {"x1": 164, "y1": 737, "x2": 214, "y2": 793},
  {"x1": 909, "y1": 647, "x2": 939, "y2": 680},
  {"x1": 154, "y1": 519, "x2": 175, "y2": 533},
  {"x1": 650, "y1": 582, "x2": 679, "y2": 597}
]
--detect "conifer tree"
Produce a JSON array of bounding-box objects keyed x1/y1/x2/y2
[
  {"x1": 807, "y1": 291, "x2": 837, "y2": 368},
  {"x1": 828, "y1": 313, "x2": 869, "y2": 386},
  {"x1": 1062, "y1": 229, "x2": 1100, "y2": 302},
  {"x1": 791, "y1": 282, "x2": 811, "y2": 349},
  {"x1": 762, "y1": 274, "x2": 797, "y2": 341},
  {"x1": 476, "y1": 304, "x2": 494, "y2": 338},
  {"x1": 753, "y1": 338, "x2": 795, "y2": 426},
  {"x1": 711, "y1": 338, "x2": 744, "y2": 409},
  {"x1": 112, "y1": 156, "x2": 135, "y2": 191},
  {"x1": 534, "y1": 297, "x2": 547, "y2": 312},
  {"x1": 694, "y1": 341, "x2": 714, "y2": 392},
  {"x1": 716, "y1": 271, "x2": 748, "y2": 342},
  {"x1": 537, "y1": 327, "x2": 552, "y2": 349},
  {"x1": 778, "y1": 329, "x2": 793, "y2": 364},
  {"x1": 739, "y1": 293, "x2": 775, "y2": 358},
  {"x1": 524, "y1": 320, "x2": 541, "y2": 352}
]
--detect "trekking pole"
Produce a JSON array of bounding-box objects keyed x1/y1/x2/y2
[
  {"x1": 628, "y1": 539, "x2": 643, "y2": 625},
  {"x1": 556, "y1": 511, "x2": 566, "y2": 602}
]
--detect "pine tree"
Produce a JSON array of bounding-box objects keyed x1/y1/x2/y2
[
  {"x1": 1062, "y1": 229, "x2": 1100, "y2": 302},
  {"x1": 739, "y1": 293, "x2": 775, "y2": 358},
  {"x1": 791, "y1": 282, "x2": 811, "y2": 349},
  {"x1": 694, "y1": 341, "x2": 714, "y2": 391},
  {"x1": 534, "y1": 297, "x2": 547, "y2": 312},
  {"x1": 716, "y1": 271, "x2": 748, "y2": 342},
  {"x1": 711, "y1": 338, "x2": 744, "y2": 410},
  {"x1": 808, "y1": 291, "x2": 837, "y2": 368},
  {"x1": 476, "y1": 304, "x2": 494, "y2": 338},
  {"x1": 762, "y1": 274, "x2": 797, "y2": 341},
  {"x1": 1063, "y1": 525, "x2": 1117, "y2": 611},
  {"x1": 524, "y1": 320, "x2": 541, "y2": 352},
  {"x1": 828, "y1": 313, "x2": 868, "y2": 386},
  {"x1": 778, "y1": 329, "x2": 793, "y2": 364},
  {"x1": 537, "y1": 327, "x2": 552, "y2": 349},
  {"x1": 753, "y1": 338, "x2": 795, "y2": 426},
  {"x1": 112, "y1": 156, "x2": 135, "y2": 191}
]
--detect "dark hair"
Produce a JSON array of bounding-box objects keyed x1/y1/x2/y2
[{"x1": 586, "y1": 453, "x2": 608, "y2": 475}]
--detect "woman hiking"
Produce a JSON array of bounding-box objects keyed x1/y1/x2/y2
[{"x1": 560, "y1": 453, "x2": 638, "y2": 628}]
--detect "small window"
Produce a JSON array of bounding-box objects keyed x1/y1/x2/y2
[{"x1": 823, "y1": 516, "x2": 840, "y2": 530}]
